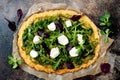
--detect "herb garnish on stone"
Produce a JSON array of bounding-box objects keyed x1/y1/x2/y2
[{"x1": 8, "y1": 54, "x2": 22, "y2": 69}]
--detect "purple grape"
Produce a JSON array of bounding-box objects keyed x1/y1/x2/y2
[
  {"x1": 17, "y1": 9, "x2": 23, "y2": 25},
  {"x1": 66, "y1": 44, "x2": 72, "y2": 51},
  {"x1": 37, "y1": 29, "x2": 49, "y2": 38},
  {"x1": 4, "y1": 18, "x2": 16, "y2": 31},
  {"x1": 100, "y1": 63, "x2": 111, "y2": 74},
  {"x1": 66, "y1": 62, "x2": 74, "y2": 69},
  {"x1": 54, "y1": 20, "x2": 63, "y2": 32},
  {"x1": 70, "y1": 15, "x2": 81, "y2": 21}
]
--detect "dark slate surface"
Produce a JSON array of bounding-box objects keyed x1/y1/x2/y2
[{"x1": 0, "y1": 0, "x2": 120, "y2": 80}]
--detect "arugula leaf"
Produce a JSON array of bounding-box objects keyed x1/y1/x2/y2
[
  {"x1": 53, "y1": 59, "x2": 61, "y2": 70},
  {"x1": 8, "y1": 54, "x2": 22, "y2": 69},
  {"x1": 72, "y1": 24, "x2": 77, "y2": 46},
  {"x1": 71, "y1": 57, "x2": 82, "y2": 65},
  {"x1": 21, "y1": 14, "x2": 97, "y2": 70},
  {"x1": 44, "y1": 31, "x2": 60, "y2": 48},
  {"x1": 63, "y1": 22, "x2": 71, "y2": 36},
  {"x1": 38, "y1": 47, "x2": 56, "y2": 64},
  {"x1": 76, "y1": 48, "x2": 81, "y2": 56},
  {"x1": 85, "y1": 28, "x2": 93, "y2": 35},
  {"x1": 100, "y1": 12, "x2": 112, "y2": 27}
]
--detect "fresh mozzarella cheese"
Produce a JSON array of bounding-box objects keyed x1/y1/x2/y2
[
  {"x1": 47, "y1": 22, "x2": 56, "y2": 31},
  {"x1": 69, "y1": 47, "x2": 78, "y2": 57},
  {"x1": 77, "y1": 34, "x2": 83, "y2": 44},
  {"x1": 57, "y1": 34, "x2": 69, "y2": 45},
  {"x1": 50, "y1": 47, "x2": 60, "y2": 59},
  {"x1": 65, "y1": 20, "x2": 72, "y2": 27},
  {"x1": 33, "y1": 35, "x2": 40, "y2": 44},
  {"x1": 30, "y1": 50, "x2": 38, "y2": 58}
]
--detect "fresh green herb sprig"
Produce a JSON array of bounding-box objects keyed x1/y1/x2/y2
[
  {"x1": 100, "y1": 29, "x2": 112, "y2": 43},
  {"x1": 100, "y1": 12, "x2": 112, "y2": 27},
  {"x1": 99, "y1": 12, "x2": 113, "y2": 43},
  {"x1": 8, "y1": 54, "x2": 22, "y2": 69}
]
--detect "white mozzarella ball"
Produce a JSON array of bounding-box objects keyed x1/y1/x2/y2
[
  {"x1": 47, "y1": 22, "x2": 56, "y2": 31},
  {"x1": 33, "y1": 35, "x2": 40, "y2": 44},
  {"x1": 77, "y1": 34, "x2": 83, "y2": 44},
  {"x1": 57, "y1": 35, "x2": 69, "y2": 45},
  {"x1": 30, "y1": 50, "x2": 38, "y2": 58},
  {"x1": 65, "y1": 19, "x2": 72, "y2": 27},
  {"x1": 50, "y1": 47, "x2": 60, "y2": 59},
  {"x1": 69, "y1": 47, "x2": 78, "y2": 57}
]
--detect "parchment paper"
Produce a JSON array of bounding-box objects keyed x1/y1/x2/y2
[{"x1": 12, "y1": 3, "x2": 114, "y2": 80}]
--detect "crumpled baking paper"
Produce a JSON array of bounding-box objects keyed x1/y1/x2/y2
[{"x1": 12, "y1": 2, "x2": 114, "y2": 80}]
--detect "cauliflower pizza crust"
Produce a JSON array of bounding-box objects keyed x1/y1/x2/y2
[{"x1": 17, "y1": 9, "x2": 100, "y2": 74}]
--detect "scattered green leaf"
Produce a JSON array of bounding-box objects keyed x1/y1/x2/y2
[
  {"x1": 100, "y1": 12, "x2": 112, "y2": 27},
  {"x1": 105, "y1": 29, "x2": 112, "y2": 36},
  {"x1": 100, "y1": 23, "x2": 106, "y2": 26},
  {"x1": 100, "y1": 30, "x2": 105, "y2": 35},
  {"x1": 8, "y1": 54, "x2": 22, "y2": 69},
  {"x1": 104, "y1": 37, "x2": 109, "y2": 43},
  {"x1": 100, "y1": 29, "x2": 112, "y2": 43},
  {"x1": 99, "y1": 12, "x2": 113, "y2": 43},
  {"x1": 17, "y1": 60, "x2": 22, "y2": 65},
  {"x1": 12, "y1": 63, "x2": 18, "y2": 69}
]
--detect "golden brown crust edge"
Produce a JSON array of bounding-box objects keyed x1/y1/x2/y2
[{"x1": 17, "y1": 9, "x2": 100, "y2": 74}]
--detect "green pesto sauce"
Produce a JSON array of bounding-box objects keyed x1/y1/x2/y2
[{"x1": 22, "y1": 14, "x2": 97, "y2": 70}]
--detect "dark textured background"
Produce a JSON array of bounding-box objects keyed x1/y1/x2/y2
[{"x1": 0, "y1": 0, "x2": 120, "y2": 80}]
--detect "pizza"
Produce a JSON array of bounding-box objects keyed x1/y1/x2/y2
[{"x1": 17, "y1": 9, "x2": 100, "y2": 74}]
